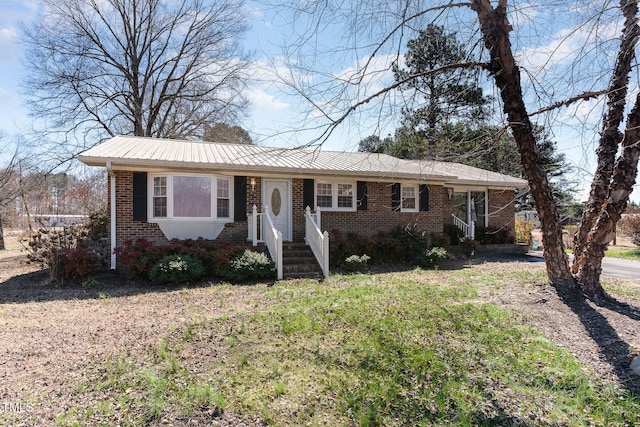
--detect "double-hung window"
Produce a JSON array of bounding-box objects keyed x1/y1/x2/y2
[
  {"x1": 217, "y1": 178, "x2": 230, "y2": 218},
  {"x1": 316, "y1": 183, "x2": 333, "y2": 208},
  {"x1": 150, "y1": 174, "x2": 231, "y2": 220},
  {"x1": 315, "y1": 180, "x2": 355, "y2": 210},
  {"x1": 401, "y1": 185, "x2": 417, "y2": 212},
  {"x1": 337, "y1": 184, "x2": 353, "y2": 208},
  {"x1": 153, "y1": 177, "x2": 167, "y2": 217}
]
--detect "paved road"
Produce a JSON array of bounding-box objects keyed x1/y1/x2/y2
[{"x1": 509, "y1": 251, "x2": 640, "y2": 284}]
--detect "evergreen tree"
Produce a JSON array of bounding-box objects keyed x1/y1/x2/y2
[{"x1": 392, "y1": 24, "x2": 489, "y2": 158}]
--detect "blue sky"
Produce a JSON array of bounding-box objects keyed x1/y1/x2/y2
[{"x1": 1, "y1": 0, "x2": 639, "y2": 203}]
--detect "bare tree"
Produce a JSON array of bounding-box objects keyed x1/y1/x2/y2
[
  {"x1": 22, "y1": 0, "x2": 249, "y2": 154},
  {"x1": 272, "y1": 0, "x2": 640, "y2": 301},
  {"x1": 0, "y1": 135, "x2": 21, "y2": 250}
]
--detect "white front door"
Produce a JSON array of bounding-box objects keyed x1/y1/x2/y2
[{"x1": 263, "y1": 179, "x2": 292, "y2": 241}]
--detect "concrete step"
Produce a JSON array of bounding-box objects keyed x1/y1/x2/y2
[
  {"x1": 283, "y1": 270, "x2": 323, "y2": 279},
  {"x1": 281, "y1": 242, "x2": 323, "y2": 279}
]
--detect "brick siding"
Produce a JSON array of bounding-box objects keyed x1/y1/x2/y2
[
  {"x1": 110, "y1": 171, "x2": 516, "y2": 250},
  {"x1": 318, "y1": 182, "x2": 451, "y2": 238},
  {"x1": 487, "y1": 189, "x2": 516, "y2": 237},
  {"x1": 109, "y1": 171, "x2": 168, "y2": 251}
]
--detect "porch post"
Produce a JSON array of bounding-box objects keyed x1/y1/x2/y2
[
  {"x1": 107, "y1": 162, "x2": 116, "y2": 270},
  {"x1": 252, "y1": 204, "x2": 258, "y2": 246}
]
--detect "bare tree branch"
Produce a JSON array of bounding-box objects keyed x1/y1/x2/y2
[{"x1": 22, "y1": 0, "x2": 249, "y2": 148}]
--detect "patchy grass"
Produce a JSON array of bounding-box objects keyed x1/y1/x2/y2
[
  {"x1": 42, "y1": 268, "x2": 640, "y2": 427},
  {"x1": 605, "y1": 247, "x2": 640, "y2": 261}
]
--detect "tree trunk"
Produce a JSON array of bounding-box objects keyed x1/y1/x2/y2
[
  {"x1": 472, "y1": 0, "x2": 577, "y2": 293},
  {"x1": 578, "y1": 92, "x2": 640, "y2": 300},
  {"x1": 573, "y1": 0, "x2": 640, "y2": 273},
  {"x1": 0, "y1": 214, "x2": 5, "y2": 251}
]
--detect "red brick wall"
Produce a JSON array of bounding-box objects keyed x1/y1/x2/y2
[
  {"x1": 110, "y1": 172, "x2": 516, "y2": 248},
  {"x1": 110, "y1": 171, "x2": 168, "y2": 250},
  {"x1": 217, "y1": 176, "x2": 260, "y2": 242},
  {"x1": 488, "y1": 189, "x2": 516, "y2": 236},
  {"x1": 292, "y1": 178, "x2": 306, "y2": 241},
  {"x1": 316, "y1": 182, "x2": 452, "y2": 238}
]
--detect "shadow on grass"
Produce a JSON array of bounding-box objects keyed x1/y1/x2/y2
[
  {"x1": 0, "y1": 268, "x2": 271, "y2": 305},
  {"x1": 559, "y1": 293, "x2": 640, "y2": 396}
]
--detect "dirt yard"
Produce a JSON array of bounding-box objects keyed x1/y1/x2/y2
[{"x1": 1, "y1": 228, "x2": 639, "y2": 424}]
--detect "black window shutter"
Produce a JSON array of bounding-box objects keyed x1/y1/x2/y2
[
  {"x1": 391, "y1": 182, "x2": 401, "y2": 211},
  {"x1": 234, "y1": 176, "x2": 247, "y2": 221},
  {"x1": 419, "y1": 184, "x2": 429, "y2": 211},
  {"x1": 132, "y1": 172, "x2": 147, "y2": 222},
  {"x1": 357, "y1": 181, "x2": 368, "y2": 211},
  {"x1": 303, "y1": 179, "x2": 315, "y2": 209}
]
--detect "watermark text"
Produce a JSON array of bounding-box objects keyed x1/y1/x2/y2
[{"x1": 1, "y1": 401, "x2": 34, "y2": 413}]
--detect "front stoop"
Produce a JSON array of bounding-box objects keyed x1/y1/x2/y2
[{"x1": 282, "y1": 242, "x2": 323, "y2": 279}]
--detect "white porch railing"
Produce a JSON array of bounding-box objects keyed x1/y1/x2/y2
[
  {"x1": 305, "y1": 206, "x2": 329, "y2": 277},
  {"x1": 248, "y1": 205, "x2": 283, "y2": 280},
  {"x1": 452, "y1": 214, "x2": 475, "y2": 240}
]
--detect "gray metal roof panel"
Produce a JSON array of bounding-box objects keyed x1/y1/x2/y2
[{"x1": 78, "y1": 136, "x2": 527, "y2": 188}]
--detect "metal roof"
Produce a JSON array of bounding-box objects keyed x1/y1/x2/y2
[{"x1": 78, "y1": 136, "x2": 528, "y2": 188}]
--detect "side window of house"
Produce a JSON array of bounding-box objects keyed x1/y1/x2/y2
[
  {"x1": 337, "y1": 183, "x2": 353, "y2": 208},
  {"x1": 316, "y1": 181, "x2": 356, "y2": 210},
  {"x1": 316, "y1": 183, "x2": 333, "y2": 208},
  {"x1": 401, "y1": 185, "x2": 417, "y2": 212},
  {"x1": 217, "y1": 178, "x2": 230, "y2": 218},
  {"x1": 153, "y1": 176, "x2": 167, "y2": 217}
]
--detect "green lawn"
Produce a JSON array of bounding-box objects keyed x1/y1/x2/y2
[
  {"x1": 53, "y1": 269, "x2": 639, "y2": 426},
  {"x1": 605, "y1": 247, "x2": 640, "y2": 261}
]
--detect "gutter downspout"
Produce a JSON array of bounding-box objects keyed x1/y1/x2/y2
[{"x1": 106, "y1": 162, "x2": 116, "y2": 270}]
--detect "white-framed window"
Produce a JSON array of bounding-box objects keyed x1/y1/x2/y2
[
  {"x1": 401, "y1": 185, "x2": 417, "y2": 212},
  {"x1": 337, "y1": 183, "x2": 354, "y2": 208},
  {"x1": 315, "y1": 180, "x2": 355, "y2": 211},
  {"x1": 149, "y1": 173, "x2": 232, "y2": 220},
  {"x1": 153, "y1": 176, "x2": 167, "y2": 217},
  {"x1": 453, "y1": 189, "x2": 488, "y2": 227},
  {"x1": 174, "y1": 176, "x2": 211, "y2": 217},
  {"x1": 317, "y1": 182, "x2": 333, "y2": 208},
  {"x1": 217, "y1": 177, "x2": 230, "y2": 218}
]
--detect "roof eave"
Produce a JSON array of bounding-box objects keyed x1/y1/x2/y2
[{"x1": 78, "y1": 156, "x2": 455, "y2": 183}]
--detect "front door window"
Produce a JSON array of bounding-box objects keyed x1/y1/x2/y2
[
  {"x1": 454, "y1": 190, "x2": 487, "y2": 227},
  {"x1": 263, "y1": 179, "x2": 291, "y2": 240}
]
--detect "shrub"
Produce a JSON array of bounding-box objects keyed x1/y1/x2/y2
[
  {"x1": 430, "y1": 232, "x2": 451, "y2": 248},
  {"x1": 87, "y1": 209, "x2": 108, "y2": 240},
  {"x1": 170, "y1": 238, "x2": 239, "y2": 276},
  {"x1": 65, "y1": 247, "x2": 101, "y2": 282},
  {"x1": 443, "y1": 223, "x2": 464, "y2": 245},
  {"x1": 618, "y1": 215, "x2": 640, "y2": 247},
  {"x1": 330, "y1": 226, "x2": 453, "y2": 268},
  {"x1": 27, "y1": 226, "x2": 90, "y2": 283},
  {"x1": 149, "y1": 254, "x2": 205, "y2": 284},
  {"x1": 115, "y1": 239, "x2": 172, "y2": 280},
  {"x1": 343, "y1": 254, "x2": 371, "y2": 273},
  {"x1": 475, "y1": 226, "x2": 514, "y2": 245},
  {"x1": 460, "y1": 237, "x2": 479, "y2": 258},
  {"x1": 515, "y1": 220, "x2": 535, "y2": 244},
  {"x1": 116, "y1": 238, "x2": 240, "y2": 281},
  {"x1": 220, "y1": 249, "x2": 275, "y2": 283},
  {"x1": 414, "y1": 247, "x2": 448, "y2": 269}
]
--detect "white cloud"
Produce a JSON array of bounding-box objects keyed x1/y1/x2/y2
[
  {"x1": 508, "y1": 2, "x2": 539, "y2": 28},
  {"x1": 247, "y1": 87, "x2": 288, "y2": 110},
  {"x1": 0, "y1": 27, "x2": 19, "y2": 59}
]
